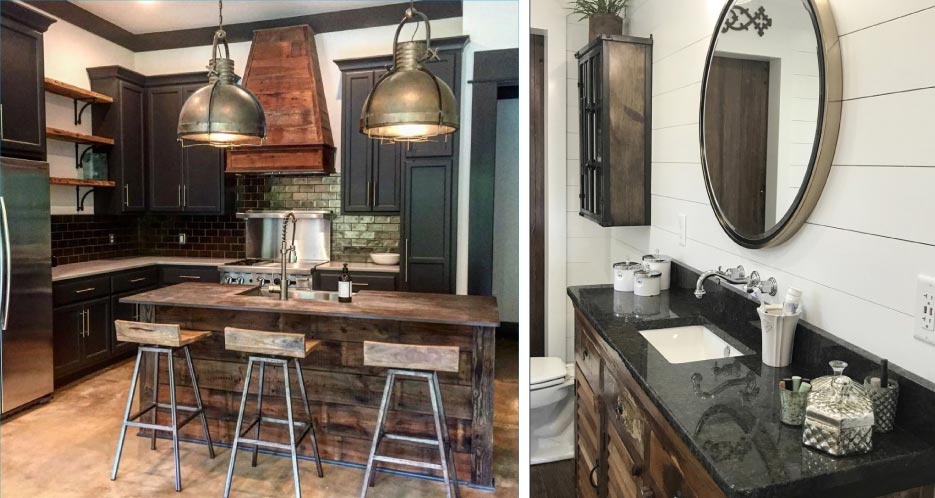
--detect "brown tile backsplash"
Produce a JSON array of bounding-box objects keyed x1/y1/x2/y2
[
  {"x1": 51, "y1": 215, "x2": 139, "y2": 265},
  {"x1": 51, "y1": 173, "x2": 400, "y2": 266}
]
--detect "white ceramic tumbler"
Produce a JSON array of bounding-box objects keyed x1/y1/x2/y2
[{"x1": 758, "y1": 306, "x2": 801, "y2": 367}]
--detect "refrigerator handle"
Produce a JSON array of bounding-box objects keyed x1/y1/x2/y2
[{"x1": 0, "y1": 197, "x2": 9, "y2": 331}]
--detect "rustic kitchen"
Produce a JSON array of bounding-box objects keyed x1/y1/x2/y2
[{"x1": 0, "y1": 1, "x2": 519, "y2": 497}]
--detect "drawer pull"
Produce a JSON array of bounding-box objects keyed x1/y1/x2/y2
[
  {"x1": 352, "y1": 282, "x2": 369, "y2": 287},
  {"x1": 589, "y1": 464, "x2": 599, "y2": 489},
  {"x1": 179, "y1": 275, "x2": 202, "y2": 280},
  {"x1": 639, "y1": 485, "x2": 655, "y2": 498},
  {"x1": 582, "y1": 347, "x2": 589, "y2": 360},
  {"x1": 75, "y1": 287, "x2": 96, "y2": 294},
  {"x1": 129, "y1": 277, "x2": 147, "y2": 283}
]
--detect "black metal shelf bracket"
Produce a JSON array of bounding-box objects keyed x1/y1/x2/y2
[
  {"x1": 74, "y1": 143, "x2": 96, "y2": 169},
  {"x1": 75, "y1": 186, "x2": 96, "y2": 212},
  {"x1": 74, "y1": 99, "x2": 94, "y2": 125}
]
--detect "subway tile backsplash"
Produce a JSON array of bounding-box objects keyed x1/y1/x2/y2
[{"x1": 51, "y1": 174, "x2": 401, "y2": 266}]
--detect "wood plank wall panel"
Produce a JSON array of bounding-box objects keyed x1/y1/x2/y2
[
  {"x1": 140, "y1": 305, "x2": 494, "y2": 485},
  {"x1": 604, "y1": 1, "x2": 935, "y2": 380}
]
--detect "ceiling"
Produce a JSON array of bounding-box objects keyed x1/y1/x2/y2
[{"x1": 74, "y1": 1, "x2": 405, "y2": 34}]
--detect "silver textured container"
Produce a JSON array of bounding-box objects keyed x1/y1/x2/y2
[
  {"x1": 803, "y1": 376, "x2": 874, "y2": 456},
  {"x1": 863, "y1": 377, "x2": 899, "y2": 433}
]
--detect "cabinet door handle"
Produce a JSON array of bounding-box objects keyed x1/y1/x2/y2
[
  {"x1": 129, "y1": 277, "x2": 147, "y2": 283},
  {"x1": 124, "y1": 184, "x2": 129, "y2": 207},
  {"x1": 404, "y1": 238, "x2": 409, "y2": 283},
  {"x1": 1, "y1": 104, "x2": 4, "y2": 140},
  {"x1": 352, "y1": 282, "x2": 369, "y2": 287},
  {"x1": 367, "y1": 181, "x2": 373, "y2": 207},
  {"x1": 75, "y1": 287, "x2": 96, "y2": 294},
  {"x1": 372, "y1": 179, "x2": 379, "y2": 206},
  {"x1": 86, "y1": 308, "x2": 91, "y2": 337},
  {"x1": 183, "y1": 184, "x2": 187, "y2": 208},
  {"x1": 589, "y1": 464, "x2": 599, "y2": 489},
  {"x1": 179, "y1": 275, "x2": 201, "y2": 280},
  {"x1": 178, "y1": 184, "x2": 182, "y2": 207}
]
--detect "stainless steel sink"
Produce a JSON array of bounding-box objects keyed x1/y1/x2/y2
[
  {"x1": 639, "y1": 325, "x2": 747, "y2": 364},
  {"x1": 237, "y1": 287, "x2": 344, "y2": 302}
]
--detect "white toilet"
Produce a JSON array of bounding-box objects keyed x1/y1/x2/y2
[{"x1": 530, "y1": 357, "x2": 575, "y2": 465}]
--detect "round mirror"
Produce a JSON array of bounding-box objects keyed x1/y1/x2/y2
[{"x1": 700, "y1": 0, "x2": 841, "y2": 248}]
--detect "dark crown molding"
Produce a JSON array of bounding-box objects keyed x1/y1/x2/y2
[{"x1": 23, "y1": 1, "x2": 463, "y2": 53}]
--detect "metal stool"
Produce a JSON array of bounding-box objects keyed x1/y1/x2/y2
[
  {"x1": 110, "y1": 320, "x2": 216, "y2": 492},
  {"x1": 360, "y1": 341, "x2": 461, "y2": 498},
  {"x1": 223, "y1": 327, "x2": 324, "y2": 498}
]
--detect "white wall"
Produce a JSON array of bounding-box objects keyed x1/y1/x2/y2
[
  {"x1": 34, "y1": 5, "x2": 136, "y2": 214},
  {"x1": 602, "y1": 0, "x2": 935, "y2": 381},
  {"x1": 492, "y1": 97, "x2": 520, "y2": 323}
]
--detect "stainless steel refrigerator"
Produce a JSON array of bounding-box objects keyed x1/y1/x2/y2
[{"x1": 0, "y1": 157, "x2": 53, "y2": 415}]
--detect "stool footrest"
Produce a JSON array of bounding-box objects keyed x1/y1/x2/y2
[
  {"x1": 126, "y1": 403, "x2": 205, "y2": 433},
  {"x1": 383, "y1": 433, "x2": 440, "y2": 447},
  {"x1": 237, "y1": 438, "x2": 295, "y2": 452},
  {"x1": 372, "y1": 455, "x2": 443, "y2": 471},
  {"x1": 237, "y1": 416, "x2": 314, "y2": 449}
]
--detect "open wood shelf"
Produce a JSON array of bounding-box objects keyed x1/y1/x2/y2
[
  {"x1": 49, "y1": 177, "x2": 116, "y2": 188},
  {"x1": 45, "y1": 127, "x2": 114, "y2": 146},
  {"x1": 44, "y1": 78, "x2": 113, "y2": 104}
]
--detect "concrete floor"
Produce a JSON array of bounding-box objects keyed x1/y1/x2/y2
[{"x1": 1, "y1": 338, "x2": 519, "y2": 498}]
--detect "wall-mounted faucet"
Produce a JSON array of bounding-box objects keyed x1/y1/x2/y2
[{"x1": 694, "y1": 265, "x2": 778, "y2": 300}]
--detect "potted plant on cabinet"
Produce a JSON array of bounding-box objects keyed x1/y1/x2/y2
[{"x1": 570, "y1": 0, "x2": 630, "y2": 40}]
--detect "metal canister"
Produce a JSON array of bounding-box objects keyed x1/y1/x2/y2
[
  {"x1": 633, "y1": 270, "x2": 662, "y2": 297},
  {"x1": 803, "y1": 376, "x2": 874, "y2": 456},
  {"x1": 642, "y1": 252, "x2": 671, "y2": 290},
  {"x1": 613, "y1": 261, "x2": 644, "y2": 292}
]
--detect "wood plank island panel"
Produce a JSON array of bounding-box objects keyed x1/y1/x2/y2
[{"x1": 128, "y1": 287, "x2": 499, "y2": 488}]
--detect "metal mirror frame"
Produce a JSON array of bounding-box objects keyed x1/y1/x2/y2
[{"x1": 699, "y1": 0, "x2": 842, "y2": 249}]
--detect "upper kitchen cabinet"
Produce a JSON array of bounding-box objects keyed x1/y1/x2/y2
[
  {"x1": 227, "y1": 25, "x2": 336, "y2": 174},
  {"x1": 335, "y1": 36, "x2": 466, "y2": 215},
  {"x1": 145, "y1": 73, "x2": 228, "y2": 214},
  {"x1": 0, "y1": 3, "x2": 55, "y2": 161},
  {"x1": 576, "y1": 35, "x2": 652, "y2": 227},
  {"x1": 88, "y1": 66, "x2": 147, "y2": 213}
]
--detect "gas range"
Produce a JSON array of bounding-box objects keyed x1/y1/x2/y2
[{"x1": 219, "y1": 259, "x2": 328, "y2": 287}]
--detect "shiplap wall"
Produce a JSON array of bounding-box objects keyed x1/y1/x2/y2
[{"x1": 607, "y1": 0, "x2": 935, "y2": 380}]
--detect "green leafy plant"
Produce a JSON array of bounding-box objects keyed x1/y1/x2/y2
[{"x1": 569, "y1": 0, "x2": 629, "y2": 20}]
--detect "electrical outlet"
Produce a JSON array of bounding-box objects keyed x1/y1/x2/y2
[
  {"x1": 178, "y1": 233, "x2": 187, "y2": 245},
  {"x1": 914, "y1": 274, "x2": 935, "y2": 346},
  {"x1": 678, "y1": 214, "x2": 688, "y2": 246},
  {"x1": 108, "y1": 234, "x2": 115, "y2": 245}
]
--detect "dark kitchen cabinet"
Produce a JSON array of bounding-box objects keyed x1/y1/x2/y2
[
  {"x1": 52, "y1": 297, "x2": 111, "y2": 382},
  {"x1": 400, "y1": 157, "x2": 455, "y2": 293},
  {"x1": 576, "y1": 35, "x2": 652, "y2": 227},
  {"x1": 145, "y1": 74, "x2": 227, "y2": 214},
  {"x1": 335, "y1": 36, "x2": 465, "y2": 216},
  {"x1": 88, "y1": 66, "x2": 147, "y2": 213},
  {"x1": 111, "y1": 288, "x2": 155, "y2": 356},
  {"x1": 0, "y1": 3, "x2": 54, "y2": 160},
  {"x1": 315, "y1": 269, "x2": 398, "y2": 292}
]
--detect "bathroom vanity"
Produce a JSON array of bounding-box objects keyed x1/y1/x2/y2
[{"x1": 570, "y1": 264, "x2": 935, "y2": 498}]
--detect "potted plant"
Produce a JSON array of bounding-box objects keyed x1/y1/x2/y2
[{"x1": 570, "y1": 0, "x2": 630, "y2": 39}]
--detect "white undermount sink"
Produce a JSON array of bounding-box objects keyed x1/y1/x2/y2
[{"x1": 639, "y1": 325, "x2": 747, "y2": 364}]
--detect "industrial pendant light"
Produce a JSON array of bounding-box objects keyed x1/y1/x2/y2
[
  {"x1": 360, "y1": 3, "x2": 459, "y2": 142},
  {"x1": 177, "y1": 0, "x2": 266, "y2": 147}
]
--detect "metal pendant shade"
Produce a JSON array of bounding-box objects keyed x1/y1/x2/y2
[
  {"x1": 360, "y1": 7, "x2": 458, "y2": 142},
  {"x1": 177, "y1": 0, "x2": 266, "y2": 147}
]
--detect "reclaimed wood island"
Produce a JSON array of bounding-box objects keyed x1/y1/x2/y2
[{"x1": 121, "y1": 282, "x2": 500, "y2": 489}]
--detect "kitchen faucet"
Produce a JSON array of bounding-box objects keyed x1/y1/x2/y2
[
  {"x1": 279, "y1": 212, "x2": 298, "y2": 301},
  {"x1": 694, "y1": 265, "x2": 778, "y2": 299}
]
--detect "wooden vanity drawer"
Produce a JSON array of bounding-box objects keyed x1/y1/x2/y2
[
  {"x1": 647, "y1": 430, "x2": 725, "y2": 498},
  {"x1": 112, "y1": 268, "x2": 159, "y2": 293},
  {"x1": 608, "y1": 423, "x2": 642, "y2": 498},
  {"x1": 576, "y1": 368, "x2": 601, "y2": 498},
  {"x1": 575, "y1": 311, "x2": 603, "y2": 393},
  {"x1": 54, "y1": 276, "x2": 112, "y2": 307},
  {"x1": 604, "y1": 369, "x2": 648, "y2": 467}
]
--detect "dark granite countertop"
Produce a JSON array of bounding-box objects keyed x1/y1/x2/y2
[{"x1": 568, "y1": 283, "x2": 935, "y2": 498}]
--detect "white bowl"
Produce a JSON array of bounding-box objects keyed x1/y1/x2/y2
[{"x1": 370, "y1": 253, "x2": 400, "y2": 265}]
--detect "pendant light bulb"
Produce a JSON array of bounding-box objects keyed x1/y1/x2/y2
[
  {"x1": 360, "y1": 6, "x2": 459, "y2": 143},
  {"x1": 177, "y1": 0, "x2": 266, "y2": 148}
]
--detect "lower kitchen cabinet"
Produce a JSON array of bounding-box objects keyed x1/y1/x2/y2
[
  {"x1": 52, "y1": 297, "x2": 111, "y2": 383},
  {"x1": 314, "y1": 269, "x2": 397, "y2": 292}
]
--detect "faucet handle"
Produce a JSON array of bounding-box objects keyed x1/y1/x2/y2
[{"x1": 724, "y1": 265, "x2": 745, "y2": 279}]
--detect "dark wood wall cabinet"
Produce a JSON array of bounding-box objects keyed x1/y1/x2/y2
[
  {"x1": 335, "y1": 36, "x2": 466, "y2": 216},
  {"x1": 335, "y1": 36, "x2": 467, "y2": 294},
  {"x1": 52, "y1": 265, "x2": 216, "y2": 385},
  {"x1": 0, "y1": 3, "x2": 55, "y2": 161},
  {"x1": 85, "y1": 67, "x2": 231, "y2": 215},
  {"x1": 575, "y1": 35, "x2": 652, "y2": 227}
]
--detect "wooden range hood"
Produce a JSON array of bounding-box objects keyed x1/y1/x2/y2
[{"x1": 226, "y1": 25, "x2": 335, "y2": 174}]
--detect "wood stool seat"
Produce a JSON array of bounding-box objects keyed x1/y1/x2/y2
[
  {"x1": 224, "y1": 327, "x2": 320, "y2": 358},
  {"x1": 360, "y1": 341, "x2": 462, "y2": 498},
  {"x1": 115, "y1": 320, "x2": 212, "y2": 347},
  {"x1": 223, "y1": 327, "x2": 324, "y2": 498}
]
